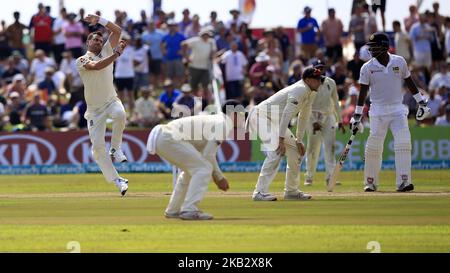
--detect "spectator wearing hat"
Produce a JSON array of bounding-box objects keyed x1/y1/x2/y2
[
  {"x1": 221, "y1": 41, "x2": 248, "y2": 100},
  {"x1": 52, "y1": 8, "x2": 68, "y2": 65},
  {"x1": 158, "y1": 79, "x2": 182, "y2": 119},
  {"x1": 142, "y1": 20, "x2": 165, "y2": 88},
  {"x1": 204, "y1": 11, "x2": 222, "y2": 34},
  {"x1": 162, "y1": 20, "x2": 186, "y2": 88},
  {"x1": 63, "y1": 12, "x2": 85, "y2": 58},
  {"x1": 435, "y1": 104, "x2": 450, "y2": 126},
  {"x1": 321, "y1": 8, "x2": 344, "y2": 63},
  {"x1": 29, "y1": 49, "x2": 56, "y2": 84},
  {"x1": 29, "y1": 3, "x2": 53, "y2": 55},
  {"x1": 131, "y1": 86, "x2": 162, "y2": 128},
  {"x1": 4, "y1": 91, "x2": 26, "y2": 130},
  {"x1": 227, "y1": 9, "x2": 243, "y2": 29},
  {"x1": 7, "y1": 73, "x2": 27, "y2": 99},
  {"x1": 249, "y1": 52, "x2": 271, "y2": 87},
  {"x1": 173, "y1": 83, "x2": 200, "y2": 117},
  {"x1": 5, "y1": 11, "x2": 27, "y2": 58},
  {"x1": 297, "y1": 6, "x2": 320, "y2": 60},
  {"x1": 182, "y1": 28, "x2": 216, "y2": 94}
]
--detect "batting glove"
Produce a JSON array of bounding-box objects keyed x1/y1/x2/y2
[
  {"x1": 416, "y1": 101, "x2": 431, "y2": 121},
  {"x1": 350, "y1": 114, "x2": 364, "y2": 133}
]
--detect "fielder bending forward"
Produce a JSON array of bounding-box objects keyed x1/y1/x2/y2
[
  {"x1": 146, "y1": 100, "x2": 243, "y2": 220},
  {"x1": 76, "y1": 14, "x2": 129, "y2": 196},
  {"x1": 247, "y1": 68, "x2": 324, "y2": 201},
  {"x1": 304, "y1": 60, "x2": 345, "y2": 187},
  {"x1": 350, "y1": 32, "x2": 431, "y2": 192}
]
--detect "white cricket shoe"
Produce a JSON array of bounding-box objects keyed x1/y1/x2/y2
[
  {"x1": 110, "y1": 148, "x2": 128, "y2": 163},
  {"x1": 179, "y1": 211, "x2": 213, "y2": 220},
  {"x1": 284, "y1": 191, "x2": 312, "y2": 200},
  {"x1": 252, "y1": 192, "x2": 277, "y2": 201},
  {"x1": 304, "y1": 179, "x2": 313, "y2": 186},
  {"x1": 364, "y1": 184, "x2": 377, "y2": 192},
  {"x1": 164, "y1": 211, "x2": 181, "y2": 219},
  {"x1": 114, "y1": 177, "x2": 128, "y2": 196}
]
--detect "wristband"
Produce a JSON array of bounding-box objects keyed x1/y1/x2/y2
[
  {"x1": 355, "y1": 105, "x2": 364, "y2": 115},
  {"x1": 99, "y1": 17, "x2": 108, "y2": 26},
  {"x1": 413, "y1": 92, "x2": 423, "y2": 103}
]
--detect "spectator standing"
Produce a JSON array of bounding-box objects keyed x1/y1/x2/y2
[
  {"x1": 142, "y1": 21, "x2": 164, "y2": 88},
  {"x1": 204, "y1": 11, "x2": 221, "y2": 34},
  {"x1": 0, "y1": 21, "x2": 11, "y2": 61},
  {"x1": 133, "y1": 37, "x2": 150, "y2": 92},
  {"x1": 179, "y1": 9, "x2": 192, "y2": 34},
  {"x1": 220, "y1": 41, "x2": 248, "y2": 100},
  {"x1": 52, "y1": 8, "x2": 68, "y2": 65},
  {"x1": 297, "y1": 6, "x2": 320, "y2": 59},
  {"x1": 404, "y1": 5, "x2": 419, "y2": 33},
  {"x1": 410, "y1": 14, "x2": 434, "y2": 72},
  {"x1": 321, "y1": 8, "x2": 344, "y2": 63},
  {"x1": 29, "y1": 3, "x2": 53, "y2": 55},
  {"x1": 371, "y1": 0, "x2": 386, "y2": 32},
  {"x1": 5, "y1": 12, "x2": 27, "y2": 57},
  {"x1": 162, "y1": 20, "x2": 186, "y2": 88},
  {"x1": 393, "y1": 21, "x2": 413, "y2": 63},
  {"x1": 63, "y1": 13, "x2": 85, "y2": 58},
  {"x1": 182, "y1": 28, "x2": 216, "y2": 93},
  {"x1": 227, "y1": 9, "x2": 243, "y2": 29},
  {"x1": 184, "y1": 14, "x2": 201, "y2": 38},
  {"x1": 114, "y1": 33, "x2": 135, "y2": 111},
  {"x1": 349, "y1": 5, "x2": 367, "y2": 52}
]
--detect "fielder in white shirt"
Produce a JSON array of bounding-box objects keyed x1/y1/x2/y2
[
  {"x1": 146, "y1": 100, "x2": 243, "y2": 220},
  {"x1": 350, "y1": 32, "x2": 431, "y2": 192},
  {"x1": 304, "y1": 60, "x2": 345, "y2": 187},
  {"x1": 76, "y1": 14, "x2": 129, "y2": 196},
  {"x1": 246, "y1": 67, "x2": 323, "y2": 201}
]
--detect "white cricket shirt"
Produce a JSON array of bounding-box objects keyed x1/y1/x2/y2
[{"x1": 359, "y1": 53, "x2": 411, "y2": 116}]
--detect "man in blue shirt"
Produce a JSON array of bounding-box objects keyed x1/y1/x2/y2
[
  {"x1": 158, "y1": 79, "x2": 182, "y2": 119},
  {"x1": 409, "y1": 14, "x2": 433, "y2": 71},
  {"x1": 297, "y1": 6, "x2": 320, "y2": 59},
  {"x1": 142, "y1": 21, "x2": 165, "y2": 88},
  {"x1": 162, "y1": 20, "x2": 186, "y2": 87}
]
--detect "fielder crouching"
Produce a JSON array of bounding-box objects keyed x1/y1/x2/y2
[{"x1": 146, "y1": 100, "x2": 244, "y2": 220}]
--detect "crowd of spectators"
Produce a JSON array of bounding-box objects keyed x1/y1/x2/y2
[{"x1": 0, "y1": 1, "x2": 449, "y2": 133}]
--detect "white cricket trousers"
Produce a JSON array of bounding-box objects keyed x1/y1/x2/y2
[
  {"x1": 305, "y1": 114, "x2": 337, "y2": 182},
  {"x1": 154, "y1": 129, "x2": 213, "y2": 213},
  {"x1": 364, "y1": 112, "x2": 412, "y2": 188},
  {"x1": 85, "y1": 99, "x2": 126, "y2": 182}
]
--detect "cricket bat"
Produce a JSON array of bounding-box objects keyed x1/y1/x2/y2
[{"x1": 327, "y1": 127, "x2": 359, "y2": 192}]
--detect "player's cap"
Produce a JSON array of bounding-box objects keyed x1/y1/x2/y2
[
  {"x1": 255, "y1": 52, "x2": 270, "y2": 62},
  {"x1": 9, "y1": 91, "x2": 20, "y2": 99},
  {"x1": 180, "y1": 83, "x2": 192, "y2": 93},
  {"x1": 163, "y1": 79, "x2": 173, "y2": 87},
  {"x1": 229, "y1": 9, "x2": 240, "y2": 15},
  {"x1": 366, "y1": 32, "x2": 390, "y2": 48},
  {"x1": 302, "y1": 67, "x2": 325, "y2": 81},
  {"x1": 12, "y1": 73, "x2": 25, "y2": 82},
  {"x1": 312, "y1": 59, "x2": 325, "y2": 68},
  {"x1": 304, "y1": 6, "x2": 312, "y2": 13}
]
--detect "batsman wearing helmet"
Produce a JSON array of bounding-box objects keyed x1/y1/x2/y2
[{"x1": 350, "y1": 32, "x2": 431, "y2": 192}]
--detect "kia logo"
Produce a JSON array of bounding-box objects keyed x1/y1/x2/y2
[
  {"x1": 67, "y1": 133, "x2": 148, "y2": 164},
  {"x1": 0, "y1": 134, "x2": 57, "y2": 165}
]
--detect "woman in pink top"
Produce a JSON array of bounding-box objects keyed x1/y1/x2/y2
[{"x1": 64, "y1": 13, "x2": 85, "y2": 58}]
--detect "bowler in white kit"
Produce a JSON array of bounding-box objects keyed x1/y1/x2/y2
[
  {"x1": 76, "y1": 14, "x2": 129, "y2": 196},
  {"x1": 350, "y1": 32, "x2": 431, "y2": 192}
]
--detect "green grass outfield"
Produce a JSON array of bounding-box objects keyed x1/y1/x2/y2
[{"x1": 0, "y1": 170, "x2": 450, "y2": 253}]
